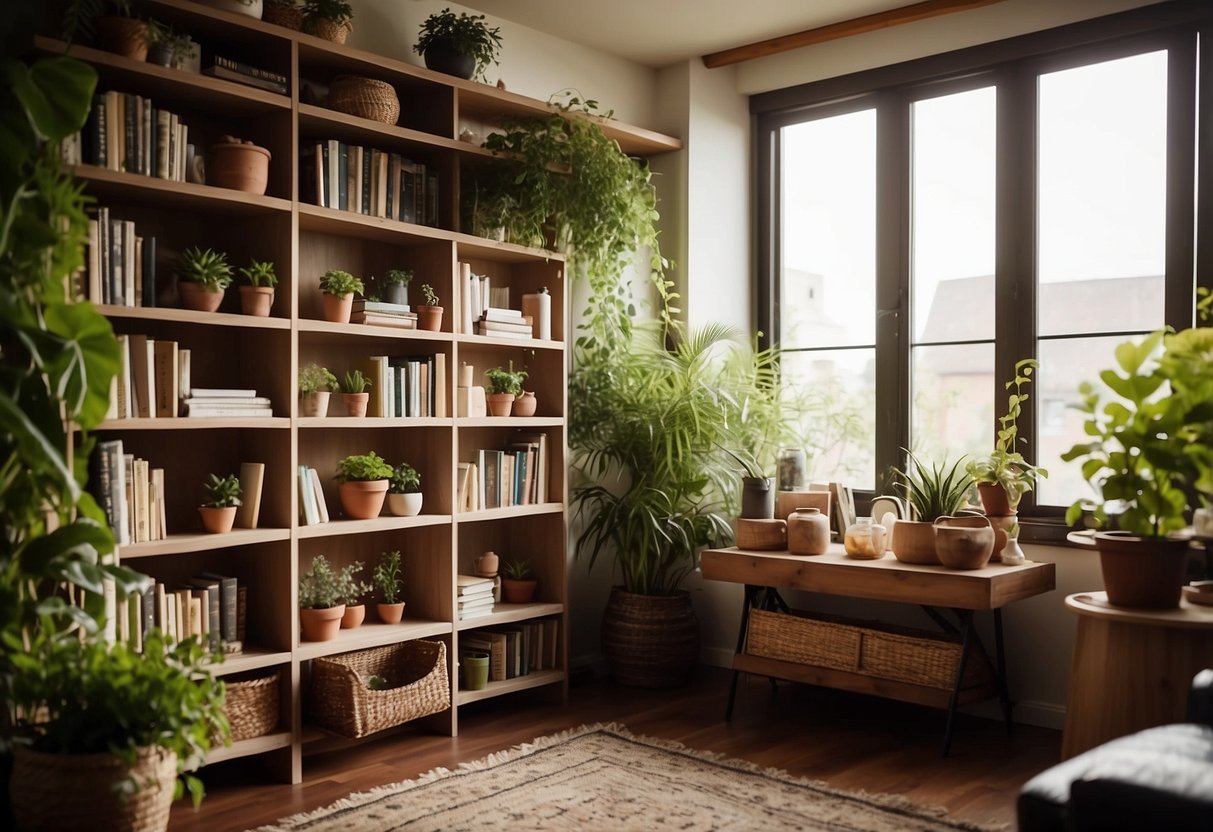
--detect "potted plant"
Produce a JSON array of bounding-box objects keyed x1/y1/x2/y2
[
  {"x1": 413, "y1": 7, "x2": 502, "y2": 81},
  {"x1": 383, "y1": 268, "x2": 412, "y2": 305},
  {"x1": 298, "y1": 554, "x2": 346, "y2": 641},
  {"x1": 337, "y1": 560, "x2": 371, "y2": 629},
  {"x1": 209, "y1": 134, "x2": 272, "y2": 196},
  {"x1": 145, "y1": 22, "x2": 197, "y2": 69},
  {"x1": 966, "y1": 358, "x2": 1047, "y2": 522},
  {"x1": 373, "y1": 549, "x2": 405, "y2": 623},
  {"x1": 319, "y1": 269, "x2": 363, "y2": 324},
  {"x1": 340, "y1": 369, "x2": 371, "y2": 417},
  {"x1": 417, "y1": 282, "x2": 442, "y2": 331},
  {"x1": 1062, "y1": 329, "x2": 1209, "y2": 608},
  {"x1": 387, "y1": 462, "x2": 422, "y2": 517},
  {"x1": 87, "y1": 0, "x2": 151, "y2": 62},
  {"x1": 176, "y1": 245, "x2": 233, "y2": 313},
  {"x1": 301, "y1": 0, "x2": 353, "y2": 43},
  {"x1": 298, "y1": 361, "x2": 337, "y2": 417},
  {"x1": 237, "y1": 258, "x2": 277, "y2": 316},
  {"x1": 721, "y1": 446, "x2": 775, "y2": 520},
  {"x1": 334, "y1": 451, "x2": 393, "y2": 519},
  {"x1": 484, "y1": 362, "x2": 526, "y2": 417},
  {"x1": 8, "y1": 632, "x2": 228, "y2": 832},
  {"x1": 501, "y1": 559, "x2": 537, "y2": 603},
  {"x1": 889, "y1": 452, "x2": 973, "y2": 565},
  {"x1": 199, "y1": 472, "x2": 242, "y2": 534}
]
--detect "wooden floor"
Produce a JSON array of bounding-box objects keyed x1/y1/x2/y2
[{"x1": 171, "y1": 665, "x2": 1059, "y2": 830}]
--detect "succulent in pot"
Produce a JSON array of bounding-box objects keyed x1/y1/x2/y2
[
  {"x1": 484, "y1": 362, "x2": 526, "y2": 417},
  {"x1": 966, "y1": 358, "x2": 1047, "y2": 520},
  {"x1": 417, "y1": 282, "x2": 443, "y2": 331},
  {"x1": 176, "y1": 245, "x2": 233, "y2": 313},
  {"x1": 340, "y1": 369, "x2": 371, "y2": 417},
  {"x1": 387, "y1": 462, "x2": 422, "y2": 517},
  {"x1": 413, "y1": 7, "x2": 502, "y2": 81},
  {"x1": 302, "y1": 0, "x2": 353, "y2": 43},
  {"x1": 198, "y1": 472, "x2": 242, "y2": 533},
  {"x1": 889, "y1": 452, "x2": 973, "y2": 565},
  {"x1": 334, "y1": 451, "x2": 393, "y2": 519},
  {"x1": 318, "y1": 269, "x2": 364, "y2": 324},
  {"x1": 298, "y1": 361, "x2": 337, "y2": 417},
  {"x1": 501, "y1": 558, "x2": 537, "y2": 603},
  {"x1": 237, "y1": 258, "x2": 277, "y2": 316},
  {"x1": 373, "y1": 549, "x2": 406, "y2": 623}
]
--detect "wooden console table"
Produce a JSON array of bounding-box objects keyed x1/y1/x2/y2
[
  {"x1": 700, "y1": 544, "x2": 1056, "y2": 755},
  {"x1": 1061, "y1": 591, "x2": 1213, "y2": 759}
]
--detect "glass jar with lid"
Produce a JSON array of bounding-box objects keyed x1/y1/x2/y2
[{"x1": 843, "y1": 517, "x2": 887, "y2": 559}]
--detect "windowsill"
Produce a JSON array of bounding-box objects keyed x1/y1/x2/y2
[{"x1": 1017, "y1": 517, "x2": 1088, "y2": 548}]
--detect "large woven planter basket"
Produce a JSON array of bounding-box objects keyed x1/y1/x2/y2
[
  {"x1": 327, "y1": 76, "x2": 400, "y2": 125},
  {"x1": 10, "y1": 745, "x2": 177, "y2": 832},
  {"x1": 602, "y1": 587, "x2": 699, "y2": 688}
]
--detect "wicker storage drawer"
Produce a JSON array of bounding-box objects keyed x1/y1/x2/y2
[
  {"x1": 310, "y1": 640, "x2": 450, "y2": 738},
  {"x1": 224, "y1": 668, "x2": 280, "y2": 742},
  {"x1": 745, "y1": 608, "x2": 987, "y2": 691}
]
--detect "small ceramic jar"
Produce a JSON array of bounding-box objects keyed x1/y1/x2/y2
[
  {"x1": 787, "y1": 507, "x2": 830, "y2": 556},
  {"x1": 844, "y1": 517, "x2": 887, "y2": 559}
]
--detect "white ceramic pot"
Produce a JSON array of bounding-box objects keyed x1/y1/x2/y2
[
  {"x1": 201, "y1": 0, "x2": 263, "y2": 19},
  {"x1": 387, "y1": 491, "x2": 422, "y2": 517}
]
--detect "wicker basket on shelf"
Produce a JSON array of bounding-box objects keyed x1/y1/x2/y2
[
  {"x1": 263, "y1": 1, "x2": 303, "y2": 29},
  {"x1": 223, "y1": 668, "x2": 280, "y2": 742},
  {"x1": 310, "y1": 640, "x2": 450, "y2": 738},
  {"x1": 326, "y1": 76, "x2": 400, "y2": 125}
]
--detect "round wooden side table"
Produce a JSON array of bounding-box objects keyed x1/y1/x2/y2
[{"x1": 1061, "y1": 591, "x2": 1213, "y2": 759}]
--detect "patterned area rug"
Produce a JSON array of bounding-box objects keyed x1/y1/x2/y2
[{"x1": 254, "y1": 723, "x2": 1003, "y2": 831}]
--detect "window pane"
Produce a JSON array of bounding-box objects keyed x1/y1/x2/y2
[
  {"x1": 1037, "y1": 51, "x2": 1167, "y2": 337},
  {"x1": 782, "y1": 348, "x2": 876, "y2": 490},
  {"x1": 1036, "y1": 335, "x2": 1136, "y2": 506},
  {"x1": 912, "y1": 87, "x2": 996, "y2": 343},
  {"x1": 911, "y1": 343, "x2": 995, "y2": 465},
  {"x1": 780, "y1": 109, "x2": 876, "y2": 349}
]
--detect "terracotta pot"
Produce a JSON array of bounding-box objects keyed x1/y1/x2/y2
[
  {"x1": 787, "y1": 507, "x2": 830, "y2": 556},
  {"x1": 95, "y1": 16, "x2": 149, "y2": 61},
  {"x1": 299, "y1": 605, "x2": 344, "y2": 641},
  {"x1": 423, "y1": 44, "x2": 476, "y2": 79},
  {"x1": 602, "y1": 587, "x2": 698, "y2": 688},
  {"x1": 300, "y1": 390, "x2": 330, "y2": 417},
  {"x1": 934, "y1": 515, "x2": 1005, "y2": 570},
  {"x1": 338, "y1": 479, "x2": 388, "y2": 519},
  {"x1": 341, "y1": 392, "x2": 369, "y2": 417},
  {"x1": 474, "y1": 551, "x2": 499, "y2": 577},
  {"x1": 977, "y1": 483, "x2": 1014, "y2": 517},
  {"x1": 306, "y1": 17, "x2": 351, "y2": 43},
  {"x1": 376, "y1": 602, "x2": 405, "y2": 624},
  {"x1": 239, "y1": 285, "x2": 274, "y2": 316},
  {"x1": 11, "y1": 745, "x2": 176, "y2": 832},
  {"x1": 340, "y1": 603, "x2": 365, "y2": 629},
  {"x1": 740, "y1": 476, "x2": 775, "y2": 519},
  {"x1": 386, "y1": 491, "x2": 423, "y2": 516},
  {"x1": 417, "y1": 305, "x2": 443, "y2": 331},
  {"x1": 199, "y1": 505, "x2": 237, "y2": 534},
  {"x1": 178, "y1": 281, "x2": 225, "y2": 313},
  {"x1": 890, "y1": 519, "x2": 940, "y2": 565},
  {"x1": 1095, "y1": 531, "x2": 1191, "y2": 609},
  {"x1": 322, "y1": 292, "x2": 354, "y2": 324},
  {"x1": 512, "y1": 391, "x2": 537, "y2": 417},
  {"x1": 501, "y1": 577, "x2": 537, "y2": 604},
  {"x1": 209, "y1": 138, "x2": 271, "y2": 195},
  {"x1": 486, "y1": 392, "x2": 514, "y2": 417}
]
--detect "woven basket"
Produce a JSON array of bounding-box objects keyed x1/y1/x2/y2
[
  {"x1": 10, "y1": 745, "x2": 177, "y2": 832},
  {"x1": 310, "y1": 640, "x2": 450, "y2": 738},
  {"x1": 305, "y1": 17, "x2": 350, "y2": 44},
  {"x1": 223, "y1": 668, "x2": 280, "y2": 742},
  {"x1": 327, "y1": 76, "x2": 400, "y2": 125},
  {"x1": 263, "y1": 2, "x2": 303, "y2": 29},
  {"x1": 601, "y1": 587, "x2": 699, "y2": 688},
  {"x1": 745, "y1": 608, "x2": 988, "y2": 691}
]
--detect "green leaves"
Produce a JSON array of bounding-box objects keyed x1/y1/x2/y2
[{"x1": 8, "y1": 57, "x2": 96, "y2": 142}]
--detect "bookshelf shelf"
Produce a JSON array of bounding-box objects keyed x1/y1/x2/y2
[
  {"x1": 296, "y1": 317, "x2": 453, "y2": 343},
  {"x1": 71, "y1": 165, "x2": 293, "y2": 215},
  {"x1": 298, "y1": 103, "x2": 470, "y2": 155},
  {"x1": 295, "y1": 515, "x2": 452, "y2": 539},
  {"x1": 455, "y1": 333, "x2": 565, "y2": 352},
  {"x1": 98, "y1": 305, "x2": 292, "y2": 330},
  {"x1": 457, "y1": 416, "x2": 563, "y2": 428},
  {"x1": 297, "y1": 202, "x2": 457, "y2": 246},
  {"x1": 298, "y1": 417, "x2": 454, "y2": 429},
  {"x1": 456, "y1": 503, "x2": 565, "y2": 524},
  {"x1": 295, "y1": 620, "x2": 453, "y2": 662},
  {"x1": 96, "y1": 417, "x2": 291, "y2": 430},
  {"x1": 456, "y1": 602, "x2": 564, "y2": 631},
  {"x1": 452, "y1": 232, "x2": 568, "y2": 263},
  {"x1": 207, "y1": 731, "x2": 293, "y2": 765},
  {"x1": 117, "y1": 529, "x2": 291, "y2": 559},
  {"x1": 455, "y1": 669, "x2": 565, "y2": 706},
  {"x1": 206, "y1": 649, "x2": 294, "y2": 677}
]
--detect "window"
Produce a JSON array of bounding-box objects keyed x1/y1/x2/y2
[{"x1": 755, "y1": 4, "x2": 1209, "y2": 533}]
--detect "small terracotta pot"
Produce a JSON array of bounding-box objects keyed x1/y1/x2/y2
[
  {"x1": 512, "y1": 391, "x2": 537, "y2": 417},
  {"x1": 342, "y1": 392, "x2": 369, "y2": 417},
  {"x1": 199, "y1": 505, "x2": 237, "y2": 534},
  {"x1": 239, "y1": 285, "x2": 275, "y2": 316},
  {"x1": 377, "y1": 602, "x2": 405, "y2": 624},
  {"x1": 502, "y1": 578, "x2": 537, "y2": 604},
  {"x1": 486, "y1": 392, "x2": 514, "y2": 417},
  {"x1": 300, "y1": 390, "x2": 331, "y2": 417},
  {"x1": 338, "y1": 479, "x2": 388, "y2": 519},
  {"x1": 340, "y1": 604, "x2": 365, "y2": 629},
  {"x1": 417, "y1": 305, "x2": 443, "y2": 331},
  {"x1": 306, "y1": 17, "x2": 351, "y2": 43},
  {"x1": 300, "y1": 605, "x2": 345, "y2": 641},
  {"x1": 179, "y1": 281, "x2": 225, "y2": 313},
  {"x1": 95, "y1": 16, "x2": 149, "y2": 61},
  {"x1": 322, "y1": 292, "x2": 354, "y2": 324},
  {"x1": 890, "y1": 519, "x2": 940, "y2": 565},
  {"x1": 386, "y1": 492, "x2": 423, "y2": 517},
  {"x1": 209, "y1": 138, "x2": 271, "y2": 195},
  {"x1": 977, "y1": 483, "x2": 1013, "y2": 517}
]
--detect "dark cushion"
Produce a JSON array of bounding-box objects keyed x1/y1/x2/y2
[{"x1": 1018, "y1": 724, "x2": 1213, "y2": 832}]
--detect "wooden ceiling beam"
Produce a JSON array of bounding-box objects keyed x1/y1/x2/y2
[{"x1": 702, "y1": 0, "x2": 1007, "y2": 68}]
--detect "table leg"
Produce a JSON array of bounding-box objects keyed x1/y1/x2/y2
[
  {"x1": 994, "y1": 609, "x2": 1013, "y2": 733},
  {"x1": 725, "y1": 584, "x2": 759, "y2": 720},
  {"x1": 941, "y1": 610, "x2": 974, "y2": 757}
]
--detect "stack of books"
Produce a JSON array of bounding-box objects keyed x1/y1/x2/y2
[
  {"x1": 474, "y1": 307, "x2": 534, "y2": 340},
  {"x1": 182, "y1": 388, "x2": 274, "y2": 418},
  {"x1": 457, "y1": 575, "x2": 495, "y2": 621},
  {"x1": 352, "y1": 299, "x2": 418, "y2": 330},
  {"x1": 202, "y1": 56, "x2": 288, "y2": 95}
]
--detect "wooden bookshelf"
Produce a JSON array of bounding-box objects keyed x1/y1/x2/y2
[{"x1": 63, "y1": 0, "x2": 680, "y2": 786}]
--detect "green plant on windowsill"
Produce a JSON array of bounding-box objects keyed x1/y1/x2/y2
[
  {"x1": 238, "y1": 258, "x2": 278, "y2": 288},
  {"x1": 319, "y1": 269, "x2": 363, "y2": 298},
  {"x1": 342, "y1": 369, "x2": 371, "y2": 394},
  {"x1": 389, "y1": 462, "x2": 421, "y2": 494},
  {"x1": 202, "y1": 473, "x2": 242, "y2": 508},
  {"x1": 966, "y1": 358, "x2": 1047, "y2": 514},
  {"x1": 298, "y1": 362, "x2": 338, "y2": 394},
  {"x1": 177, "y1": 246, "x2": 233, "y2": 291},
  {"x1": 373, "y1": 550, "x2": 403, "y2": 604},
  {"x1": 335, "y1": 451, "x2": 394, "y2": 482},
  {"x1": 485, "y1": 362, "x2": 526, "y2": 396},
  {"x1": 896, "y1": 451, "x2": 973, "y2": 522}
]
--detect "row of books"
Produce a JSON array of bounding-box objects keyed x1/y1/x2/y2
[
  {"x1": 456, "y1": 574, "x2": 495, "y2": 621},
  {"x1": 460, "y1": 619, "x2": 560, "y2": 682},
  {"x1": 76, "y1": 89, "x2": 194, "y2": 181},
  {"x1": 300, "y1": 140, "x2": 440, "y2": 227},
  {"x1": 459, "y1": 263, "x2": 514, "y2": 336},
  {"x1": 83, "y1": 208, "x2": 157, "y2": 308},
  {"x1": 92, "y1": 440, "x2": 164, "y2": 546},
  {"x1": 458, "y1": 433, "x2": 549, "y2": 512},
  {"x1": 103, "y1": 571, "x2": 245, "y2": 655},
  {"x1": 358, "y1": 352, "x2": 447, "y2": 418},
  {"x1": 202, "y1": 55, "x2": 288, "y2": 95},
  {"x1": 298, "y1": 465, "x2": 331, "y2": 526}
]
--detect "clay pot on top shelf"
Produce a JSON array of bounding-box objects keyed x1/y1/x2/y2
[
  {"x1": 322, "y1": 292, "x2": 354, "y2": 324},
  {"x1": 178, "y1": 281, "x2": 225, "y2": 313},
  {"x1": 340, "y1": 603, "x2": 366, "y2": 629},
  {"x1": 198, "y1": 505, "x2": 237, "y2": 534},
  {"x1": 239, "y1": 285, "x2": 275, "y2": 316},
  {"x1": 423, "y1": 45, "x2": 475, "y2": 80},
  {"x1": 208, "y1": 136, "x2": 271, "y2": 195},
  {"x1": 486, "y1": 393, "x2": 514, "y2": 417},
  {"x1": 95, "y1": 15, "x2": 151, "y2": 61},
  {"x1": 376, "y1": 602, "x2": 405, "y2": 624},
  {"x1": 299, "y1": 605, "x2": 344, "y2": 642},
  {"x1": 512, "y1": 391, "x2": 537, "y2": 417}
]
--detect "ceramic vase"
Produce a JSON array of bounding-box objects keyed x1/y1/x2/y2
[
  {"x1": 934, "y1": 515, "x2": 1005, "y2": 570},
  {"x1": 740, "y1": 477, "x2": 775, "y2": 519},
  {"x1": 512, "y1": 391, "x2": 537, "y2": 416},
  {"x1": 787, "y1": 507, "x2": 830, "y2": 556},
  {"x1": 208, "y1": 138, "x2": 271, "y2": 195}
]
